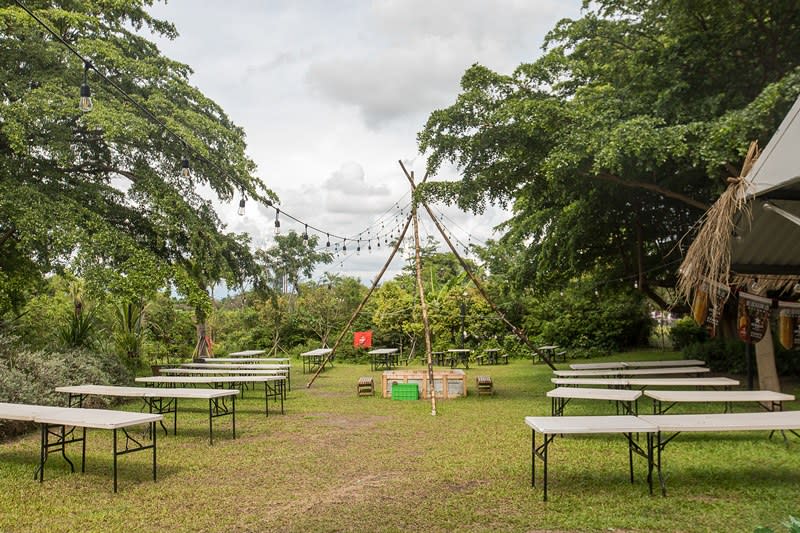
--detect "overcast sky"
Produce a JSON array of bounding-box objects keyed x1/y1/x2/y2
[{"x1": 144, "y1": 0, "x2": 583, "y2": 286}]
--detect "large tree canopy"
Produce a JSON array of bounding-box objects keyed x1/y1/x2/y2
[
  {"x1": 0, "y1": 0, "x2": 275, "y2": 314},
  {"x1": 418, "y1": 0, "x2": 800, "y2": 308}
]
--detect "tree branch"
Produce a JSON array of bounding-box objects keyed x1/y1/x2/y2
[{"x1": 596, "y1": 173, "x2": 710, "y2": 211}]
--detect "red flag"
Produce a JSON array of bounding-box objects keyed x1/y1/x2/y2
[{"x1": 353, "y1": 331, "x2": 372, "y2": 348}]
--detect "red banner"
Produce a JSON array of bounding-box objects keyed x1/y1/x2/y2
[{"x1": 353, "y1": 331, "x2": 372, "y2": 348}]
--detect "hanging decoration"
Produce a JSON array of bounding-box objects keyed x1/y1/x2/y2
[
  {"x1": 691, "y1": 278, "x2": 730, "y2": 337},
  {"x1": 737, "y1": 292, "x2": 772, "y2": 344},
  {"x1": 777, "y1": 301, "x2": 800, "y2": 349}
]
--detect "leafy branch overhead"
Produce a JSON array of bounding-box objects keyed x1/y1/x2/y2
[
  {"x1": 0, "y1": 1, "x2": 276, "y2": 310},
  {"x1": 417, "y1": 0, "x2": 800, "y2": 303}
]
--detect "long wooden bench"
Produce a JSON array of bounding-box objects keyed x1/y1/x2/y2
[
  {"x1": 0, "y1": 402, "x2": 162, "y2": 492},
  {"x1": 525, "y1": 410, "x2": 800, "y2": 501},
  {"x1": 135, "y1": 375, "x2": 285, "y2": 416},
  {"x1": 55, "y1": 385, "x2": 238, "y2": 444}
]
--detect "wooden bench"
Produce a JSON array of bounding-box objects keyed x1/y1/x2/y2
[
  {"x1": 476, "y1": 376, "x2": 493, "y2": 396},
  {"x1": 55, "y1": 384, "x2": 239, "y2": 444},
  {"x1": 0, "y1": 402, "x2": 162, "y2": 492},
  {"x1": 357, "y1": 377, "x2": 374, "y2": 396}
]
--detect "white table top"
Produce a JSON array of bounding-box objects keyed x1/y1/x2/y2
[
  {"x1": 643, "y1": 390, "x2": 796, "y2": 403},
  {"x1": 199, "y1": 357, "x2": 289, "y2": 363},
  {"x1": 525, "y1": 415, "x2": 656, "y2": 435},
  {"x1": 300, "y1": 348, "x2": 333, "y2": 356},
  {"x1": 447, "y1": 349, "x2": 472, "y2": 353},
  {"x1": 554, "y1": 366, "x2": 710, "y2": 377},
  {"x1": 55, "y1": 384, "x2": 239, "y2": 399},
  {"x1": 551, "y1": 377, "x2": 739, "y2": 387},
  {"x1": 181, "y1": 363, "x2": 289, "y2": 370},
  {"x1": 569, "y1": 359, "x2": 706, "y2": 370},
  {"x1": 0, "y1": 402, "x2": 162, "y2": 429},
  {"x1": 227, "y1": 350, "x2": 266, "y2": 357},
  {"x1": 136, "y1": 375, "x2": 285, "y2": 385},
  {"x1": 640, "y1": 411, "x2": 800, "y2": 432},
  {"x1": 368, "y1": 348, "x2": 399, "y2": 354},
  {"x1": 161, "y1": 368, "x2": 285, "y2": 375},
  {"x1": 546, "y1": 387, "x2": 642, "y2": 402}
]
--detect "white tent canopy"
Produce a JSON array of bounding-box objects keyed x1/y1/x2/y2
[{"x1": 732, "y1": 94, "x2": 800, "y2": 277}]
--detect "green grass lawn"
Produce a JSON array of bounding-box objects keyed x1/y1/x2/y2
[{"x1": 1, "y1": 350, "x2": 799, "y2": 532}]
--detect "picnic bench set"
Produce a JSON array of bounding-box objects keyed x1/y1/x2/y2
[
  {"x1": 528, "y1": 358, "x2": 800, "y2": 501},
  {"x1": 0, "y1": 349, "x2": 290, "y2": 492}
]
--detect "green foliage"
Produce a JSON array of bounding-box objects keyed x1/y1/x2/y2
[
  {"x1": 521, "y1": 280, "x2": 652, "y2": 353},
  {"x1": 669, "y1": 316, "x2": 709, "y2": 350},
  {"x1": 0, "y1": 1, "x2": 275, "y2": 315},
  {"x1": 682, "y1": 337, "x2": 746, "y2": 373},
  {"x1": 0, "y1": 334, "x2": 131, "y2": 438},
  {"x1": 755, "y1": 515, "x2": 800, "y2": 533},
  {"x1": 417, "y1": 1, "x2": 800, "y2": 306}
]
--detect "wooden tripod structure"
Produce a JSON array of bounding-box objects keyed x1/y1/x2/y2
[{"x1": 306, "y1": 161, "x2": 555, "y2": 405}]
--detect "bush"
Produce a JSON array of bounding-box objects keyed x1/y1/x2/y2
[
  {"x1": 0, "y1": 335, "x2": 132, "y2": 440},
  {"x1": 669, "y1": 316, "x2": 708, "y2": 350},
  {"x1": 682, "y1": 337, "x2": 746, "y2": 373}
]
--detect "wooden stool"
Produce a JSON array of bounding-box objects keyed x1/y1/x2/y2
[
  {"x1": 357, "y1": 377, "x2": 374, "y2": 396},
  {"x1": 476, "y1": 376, "x2": 493, "y2": 396}
]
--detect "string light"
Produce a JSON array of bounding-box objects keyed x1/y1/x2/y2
[
  {"x1": 79, "y1": 61, "x2": 92, "y2": 112},
  {"x1": 274, "y1": 209, "x2": 281, "y2": 235},
  {"x1": 237, "y1": 196, "x2": 246, "y2": 216},
  {"x1": 357, "y1": 239, "x2": 361, "y2": 255},
  {"x1": 342, "y1": 239, "x2": 347, "y2": 252},
  {"x1": 326, "y1": 233, "x2": 330, "y2": 248},
  {"x1": 303, "y1": 224, "x2": 309, "y2": 246}
]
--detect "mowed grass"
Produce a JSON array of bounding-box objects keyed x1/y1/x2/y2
[{"x1": 1, "y1": 350, "x2": 799, "y2": 532}]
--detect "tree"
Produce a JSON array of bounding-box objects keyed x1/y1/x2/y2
[
  {"x1": 0, "y1": 2, "x2": 275, "y2": 321},
  {"x1": 256, "y1": 232, "x2": 333, "y2": 294},
  {"x1": 417, "y1": 0, "x2": 800, "y2": 309}
]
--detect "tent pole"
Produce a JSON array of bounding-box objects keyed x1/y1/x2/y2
[
  {"x1": 410, "y1": 170, "x2": 437, "y2": 416},
  {"x1": 398, "y1": 160, "x2": 556, "y2": 370},
  {"x1": 306, "y1": 172, "x2": 431, "y2": 388}
]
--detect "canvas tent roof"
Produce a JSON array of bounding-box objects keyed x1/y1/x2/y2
[{"x1": 731, "y1": 94, "x2": 800, "y2": 277}]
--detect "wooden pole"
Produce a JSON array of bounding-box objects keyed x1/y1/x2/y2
[
  {"x1": 410, "y1": 171, "x2": 437, "y2": 416},
  {"x1": 305, "y1": 210, "x2": 415, "y2": 388},
  {"x1": 398, "y1": 160, "x2": 556, "y2": 370}
]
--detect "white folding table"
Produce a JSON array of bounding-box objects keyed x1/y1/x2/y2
[
  {"x1": 553, "y1": 366, "x2": 710, "y2": 378},
  {"x1": 136, "y1": 375, "x2": 286, "y2": 415},
  {"x1": 524, "y1": 415, "x2": 656, "y2": 501},
  {"x1": 643, "y1": 389, "x2": 796, "y2": 414},
  {"x1": 546, "y1": 387, "x2": 642, "y2": 416},
  {"x1": 0, "y1": 402, "x2": 162, "y2": 492},
  {"x1": 55, "y1": 385, "x2": 239, "y2": 444},
  {"x1": 569, "y1": 359, "x2": 706, "y2": 370}
]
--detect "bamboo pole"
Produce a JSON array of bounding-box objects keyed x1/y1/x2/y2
[
  {"x1": 398, "y1": 160, "x2": 556, "y2": 370},
  {"x1": 410, "y1": 171, "x2": 437, "y2": 416}
]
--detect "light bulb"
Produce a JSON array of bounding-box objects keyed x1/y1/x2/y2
[
  {"x1": 79, "y1": 83, "x2": 92, "y2": 112},
  {"x1": 181, "y1": 156, "x2": 190, "y2": 177},
  {"x1": 237, "y1": 198, "x2": 246, "y2": 216}
]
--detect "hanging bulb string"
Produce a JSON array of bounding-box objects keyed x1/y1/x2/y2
[{"x1": 15, "y1": 1, "x2": 473, "y2": 253}]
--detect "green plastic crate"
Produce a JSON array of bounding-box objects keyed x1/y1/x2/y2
[{"x1": 391, "y1": 382, "x2": 419, "y2": 400}]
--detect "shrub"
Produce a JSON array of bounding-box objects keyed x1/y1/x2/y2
[
  {"x1": 669, "y1": 316, "x2": 708, "y2": 350},
  {"x1": 682, "y1": 337, "x2": 746, "y2": 373},
  {"x1": 0, "y1": 335, "x2": 132, "y2": 440}
]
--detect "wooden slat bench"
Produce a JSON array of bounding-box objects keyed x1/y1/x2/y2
[
  {"x1": 476, "y1": 376, "x2": 493, "y2": 396},
  {"x1": 357, "y1": 377, "x2": 374, "y2": 396},
  {"x1": 0, "y1": 402, "x2": 162, "y2": 492}
]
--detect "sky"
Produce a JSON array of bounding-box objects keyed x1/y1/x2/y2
[{"x1": 143, "y1": 0, "x2": 584, "y2": 286}]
